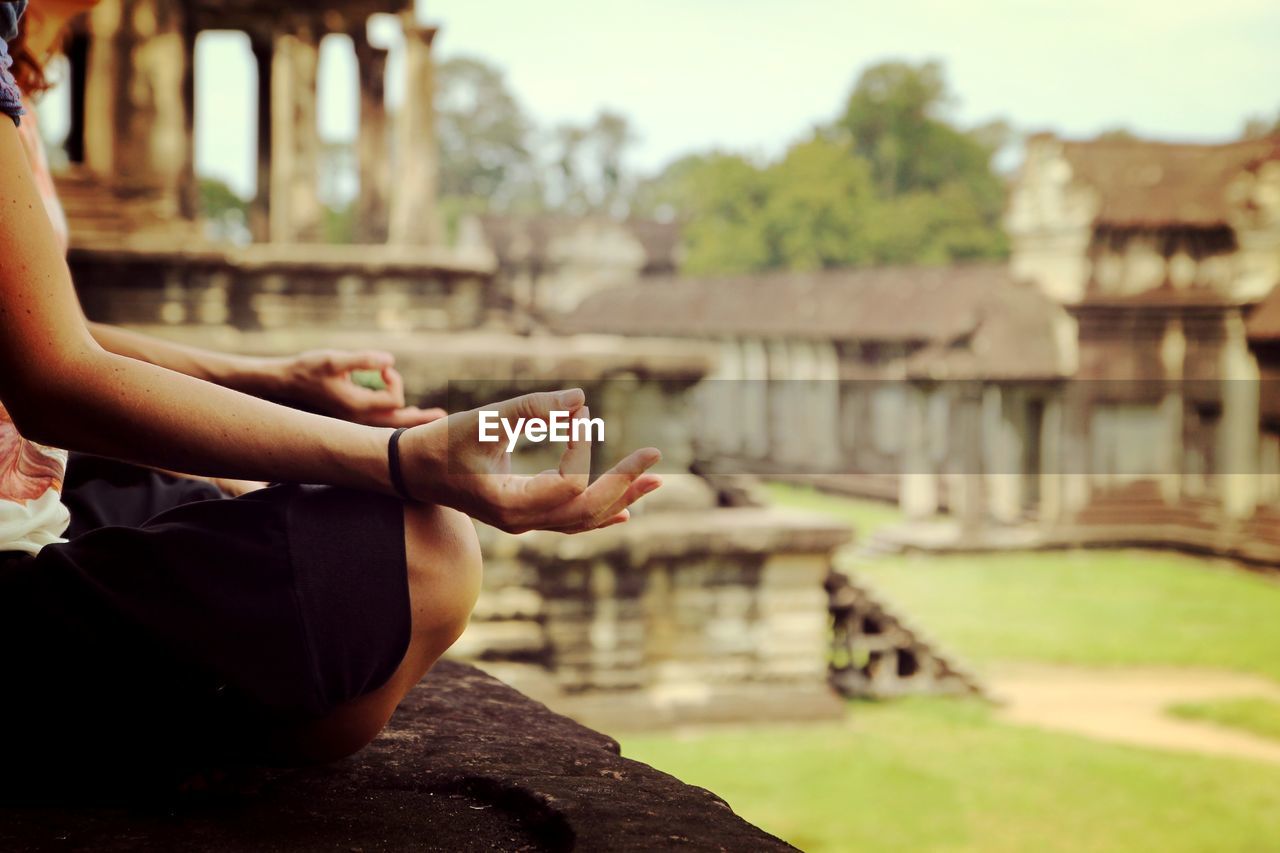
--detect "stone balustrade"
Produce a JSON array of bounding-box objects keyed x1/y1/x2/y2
[{"x1": 71, "y1": 244, "x2": 494, "y2": 332}]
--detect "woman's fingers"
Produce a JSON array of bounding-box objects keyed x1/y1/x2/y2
[
  {"x1": 589, "y1": 472, "x2": 663, "y2": 527},
  {"x1": 538, "y1": 447, "x2": 662, "y2": 531},
  {"x1": 443, "y1": 389, "x2": 660, "y2": 534},
  {"x1": 479, "y1": 395, "x2": 593, "y2": 518},
  {"x1": 541, "y1": 470, "x2": 661, "y2": 533},
  {"x1": 325, "y1": 349, "x2": 395, "y2": 372},
  {"x1": 380, "y1": 366, "x2": 409, "y2": 409},
  {"x1": 557, "y1": 404, "x2": 592, "y2": 493},
  {"x1": 496, "y1": 388, "x2": 585, "y2": 423},
  {"x1": 503, "y1": 463, "x2": 590, "y2": 516},
  {"x1": 592, "y1": 509, "x2": 630, "y2": 530}
]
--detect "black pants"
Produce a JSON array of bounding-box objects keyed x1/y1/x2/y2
[{"x1": 0, "y1": 455, "x2": 410, "y2": 794}]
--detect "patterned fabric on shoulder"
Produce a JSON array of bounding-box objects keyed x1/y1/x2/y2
[{"x1": 0, "y1": 1, "x2": 27, "y2": 126}]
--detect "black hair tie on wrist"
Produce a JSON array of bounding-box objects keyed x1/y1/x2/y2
[{"x1": 388, "y1": 427, "x2": 412, "y2": 501}]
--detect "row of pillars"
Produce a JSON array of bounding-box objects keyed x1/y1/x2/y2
[
  {"x1": 76, "y1": 1, "x2": 439, "y2": 246},
  {"x1": 253, "y1": 12, "x2": 440, "y2": 245}
]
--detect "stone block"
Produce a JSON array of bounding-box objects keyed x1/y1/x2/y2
[
  {"x1": 0, "y1": 663, "x2": 797, "y2": 852},
  {"x1": 761, "y1": 553, "x2": 831, "y2": 588},
  {"x1": 471, "y1": 586, "x2": 543, "y2": 621},
  {"x1": 452, "y1": 620, "x2": 544, "y2": 659}
]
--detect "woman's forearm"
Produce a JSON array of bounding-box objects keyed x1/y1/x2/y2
[
  {"x1": 13, "y1": 346, "x2": 393, "y2": 494},
  {"x1": 87, "y1": 321, "x2": 289, "y2": 397},
  {"x1": 1, "y1": 122, "x2": 391, "y2": 495}
]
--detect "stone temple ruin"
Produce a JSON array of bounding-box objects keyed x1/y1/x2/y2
[
  {"x1": 36, "y1": 0, "x2": 981, "y2": 730},
  {"x1": 59, "y1": 0, "x2": 438, "y2": 248},
  {"x1": 564, "y1": 132, "x2": 1280, "y2": 567}
]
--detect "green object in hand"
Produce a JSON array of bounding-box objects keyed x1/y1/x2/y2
[{"x1": 351, "y1": 369, "x2": 387, "y2": 391}]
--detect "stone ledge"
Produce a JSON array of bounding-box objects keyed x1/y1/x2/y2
[
  {"x1": 517, "y1": 508, "x2": 854, "y2": 562},
  {"x1": 0, "y1": 662, "x2": 793, "y2": 852},
  {"x1": 68, "y1": 242, "x2": 497, "y2": 278}
]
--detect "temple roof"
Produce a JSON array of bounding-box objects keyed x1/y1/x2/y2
[
  {"x1": 558, "y1": 263, "x2": 1069, "y2": 380},
  {"x1": 1047, "y1": 133, "x2": 1280, "y2": 228}
]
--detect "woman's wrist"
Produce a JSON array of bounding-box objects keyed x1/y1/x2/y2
[
  {"x1": 395, "y1": 422, "x2": 450, "y2": 504},
  {"x1": 318, "y1": 420, "x2": 399, "y2": 495}
]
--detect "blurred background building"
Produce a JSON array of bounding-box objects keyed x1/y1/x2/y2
[{"x1": 567, "y1": 133, "x2": 1280, "y2": 564}]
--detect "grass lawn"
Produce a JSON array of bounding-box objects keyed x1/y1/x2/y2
[
  {"x1": 767, "y1": 481, "x2": 1280, "y2": 681},
  {"x1": 1169, "y1": 697, "x2": 1280, "y2": 744},
  {"x1": 765, "y1": 482, "x2": 903, "y2": 537},
  {"x1": 619, "y1": 483, "x2": 1280, "y2": 851},
  {"x1": 622, "y1": 698, "x2": 1280, "y2": 853},
  {"x1": 852, "y1": 549, "x2": 1280, "y2": 681}
]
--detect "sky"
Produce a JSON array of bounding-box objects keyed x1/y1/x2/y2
[{"x1": 43, "y1": 0, "x2": 1280, "y2": 200}]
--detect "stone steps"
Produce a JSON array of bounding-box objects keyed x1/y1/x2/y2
[{"x1": 828, "y1": 549, "x2": 987, "y2": 700}]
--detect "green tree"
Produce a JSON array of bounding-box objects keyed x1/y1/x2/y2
[
  {"x1": 636, "y1": 138, "x2": 878, "y2": 275},
  {"x1": 835, "y1": 60, "x2": 1009, "y2": 264},
  {"x1": 866, "y1": 186, "x2": 1007, "y2": 265},
  {"x1": 197, "y1": 177, "x2": 250, "y2": 242},
  {"x1": 637, "y1": 151, "x2": 771, "y2": 274},
  {"x1": 635, "y1": 60, "x2": 1009, "y2": 276},
  {"x1": 551, "y1": 110, "x2": 638, "y2": 214},
  {"x1": 837, "y1": 60, "x2": 993, "y2": 196},
  {"x1": 759, "y1": 137, "x2": 876, "y2": 270},
  {"x1": 435, "y1": 56, "x2": 537, "y2": 207}
]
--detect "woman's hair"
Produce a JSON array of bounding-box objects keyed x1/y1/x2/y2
[{"x1": 8, "y1": 17, "x2": 51, "y2": 97}]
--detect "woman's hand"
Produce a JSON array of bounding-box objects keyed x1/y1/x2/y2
[
  {"x1": 282, "y1": 349, "x2": 447, "y2": 428},
  {"x1": 400, "y1": 388, "x2": 662, "y2": 534}
]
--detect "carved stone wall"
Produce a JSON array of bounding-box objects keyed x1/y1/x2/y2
[
  {"x1": 1005, "y1": 135, "x2": 1097, "y2": 304},
  {"x1": 461, "y1": 509, "x2": 851, "y2": 728}
]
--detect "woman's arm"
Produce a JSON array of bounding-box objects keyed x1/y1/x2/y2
[
  {"x1": 85, "y1": 322, "x2": 289, "y2": 396},
  {"x1": 0, "y1": 122, "x2": 660, "y2": 528},
  {"x1": 86, "y1": 323, "x2": 446, "y2": 427},
  {"x1": 0, "y1": 120, "x2": 391, "y2": 490}
]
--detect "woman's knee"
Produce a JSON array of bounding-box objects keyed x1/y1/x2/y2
[
  {"x1": 402, "y1": 502, "x2": 483, "y2": 648},
  {"x1": 277, "y1": 505, "x2": 483, "y2": 764}
]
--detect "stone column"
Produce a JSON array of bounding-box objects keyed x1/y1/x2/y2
[
  {"x1": 900, "y1": 385, "x2": 938, "y2": 520},
  {"x1": 178, "y1": 11, "x2": 197, "y2": 220},
  {"x1": 1220, "y1": 311, "x2": 1261, "y2": 519},
  {"x1": 83, "y1": 0, "x2": 195, "y2": 226},
  {"x1": 269, "y1": 18, "x2": 324, "y2": 243},
  {"x1": 956, "y1": 383, "x2": 987, "y2": 541},
  {"x1": 350, "y1": 23, "x2": 391, "y2": 243},
  {"x1": 1039, "y1": 395, "x2": 1063, "y2": 523},
  {"x1": 248, "y1": 30, "x2": 274, "y2": 242},
  {"x1": 389, "y1": 16, "x2": 442, "y2": 246},
  {"x1": 984, "y1": 385, "x2": 1023, "y2": 524},
  {"x1": 64, "y1": 23, "x2": 90, "y2": 164}
]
